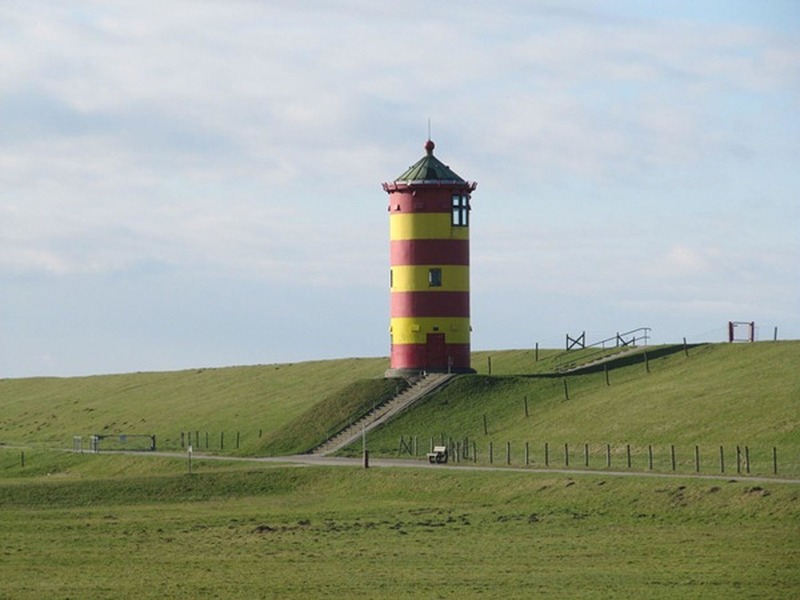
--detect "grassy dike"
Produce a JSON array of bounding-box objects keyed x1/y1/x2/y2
[
  {"x1": 1, "y1": 450, "x2": 799, "y2": 599},
  {"x1": 0, "y1": 357, "x2": 388, "y2": 454},
  {"x1": 1, "y1": 342, "x2": 799, "y2": 597},
  {"x1": 347, "y1": 343, "x2": 800, "y2": 476}
]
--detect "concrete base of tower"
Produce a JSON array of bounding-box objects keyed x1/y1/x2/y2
[{"x1": 384, "y1": 367, "x2": 476, "y2": 379}]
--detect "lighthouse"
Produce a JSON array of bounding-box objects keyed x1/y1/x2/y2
[{"x1": 383, "y1": 139, "x2": 477, "y2": 377}]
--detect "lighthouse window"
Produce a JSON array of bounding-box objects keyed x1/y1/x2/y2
[
  {"x1": 428, "y1": 268, "x2": 442, "y2": 287},
  {"x1": 452, "y1": 194, "x2": 469, "y2": 226}
]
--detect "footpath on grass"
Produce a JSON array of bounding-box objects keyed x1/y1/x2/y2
[{"x1": 135, "y1": 449, "x2": 800, "y2": 485}]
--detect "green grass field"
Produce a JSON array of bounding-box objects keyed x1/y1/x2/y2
[
  {"x1": 1, "y1": 450, "x2": 798, "y2": 599},
  {"x1": 1, "y1": 342, "x2": 799, "y2": 598}
]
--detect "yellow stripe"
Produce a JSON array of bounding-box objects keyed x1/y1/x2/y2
[
  {"x1": 391, "y1": 265, "x2": 469, "y2": 292},
  {"x1": 390, "y1": 213, "x2": 469, "y2": 241},
  {"x1": 390, "y1": 317, "x2": 471, "y2": 345}
]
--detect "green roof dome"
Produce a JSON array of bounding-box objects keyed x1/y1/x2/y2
[{"x1": 394, "y1": 139, "x2": 466, "y2": 183}]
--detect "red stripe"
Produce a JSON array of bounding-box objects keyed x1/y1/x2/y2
[
  {"x1": 385, "y1": 186, "x2": 473, "y2": 214},
  {"x1": 391, "y1": 343, "x2": 471, "y2": 371},
  {"x1": 391, "y1": 239, "x2": 469, "y2": 265},
  {"x1": 391, "y1": 292, "x2": 469, "y2": 317}
]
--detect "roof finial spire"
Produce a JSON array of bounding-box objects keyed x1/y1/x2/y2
[
  {"x1": 424, "y1": 119, "x2": 435, "y2": 155},
  {"x1": 425, "y1": 118, "x2": 434, "y2": 156}
]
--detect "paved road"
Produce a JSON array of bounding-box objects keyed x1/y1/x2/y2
[
  {"x1": 146, "y1": 449, "x2": 800, "y2": 485},
  {"x1": 3, "y1": 440, "x2": 792, "y2": 484}
]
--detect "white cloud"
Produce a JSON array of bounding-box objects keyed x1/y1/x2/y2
[{"x1": 658, "y1": 245, "x2": 714, "y2": 276}]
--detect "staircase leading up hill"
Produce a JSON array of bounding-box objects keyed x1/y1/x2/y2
[{"x1": 310, "y1": 373, "x2": 456, "y2": 456}]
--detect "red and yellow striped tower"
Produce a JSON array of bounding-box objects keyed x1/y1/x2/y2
[{"x1": 383, "y1": 139, "x2": 477, "y2": 377}]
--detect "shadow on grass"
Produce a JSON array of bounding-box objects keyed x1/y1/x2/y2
[{"x1": 517, "y1": 344, "x2": 707, "y2": 378}]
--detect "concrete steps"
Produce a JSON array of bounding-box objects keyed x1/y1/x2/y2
[{"x1": 310, "y1": 373, "x2": 457, "y2": 456}]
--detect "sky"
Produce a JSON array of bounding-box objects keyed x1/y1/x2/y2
[{"x1": 1, "y1": 1, "x2": 798, "y2": 378}]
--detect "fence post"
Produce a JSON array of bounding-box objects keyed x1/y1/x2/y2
[
  {"x1": 220, "y1": 431, "x2": 224, "y2": 450},
  {"x1": 670, "y1": 445, "x2": 676, "y2": 471},
  {"x1": 236, "y1": 431, "x2": 240, "y2": 450},
  {"x1": 719, "y1": 445, "x2": 725, "y2": 473},
  {"x1": 181, "y1": 432, "x2": 185, "y2": 448},
  {"x1": 736, "y1": 446, "x2": 741, "y2": 474},
  {"x1": 206, "y1": 432, "x2": 209, "y2": 449},
  {"x1": 626, "y1": 444, "x2": 631, "y2": 469},
  {"x1": 545, "y1": 442, "x2": 549, "y2": 467},
  {"x1": 604, "y1": 364, "x2": 610, "y2": 386},
  {"x1": 564, "y1": 443, "x2": 570, "y2": 467},
  {"x1": 489, "y1": 442, "x2": 493, "y2": 464},
  {"x1": 773, "y1": 447, "x2": 777, "y2": 474},
  {"x1": 473, "y1": 441, "x2": 477, "y2": 463},
  {"x1": 745, "y1": 446, "x2": 750, "y2": 474},
  {"x1": 606, "y1": 444, "x2": 611, "y2": 468},
  {"x1": 644, "y1": 351, "x2": 650, "y2": 373},
  {"x1": 683, "y1": 337, "x2": 689, "y2": 357},
  {"x1": 648, "y1": 445, "x2": 653, "y2": 470},
  {"x1": 695, "y1": 445, "x2": 700, "y2": 472},
  {"x1": 584, "y1": 443, "x2": 589, "y2": 467},
  {"x1": 525, "y1": 442, "x2": 530, "y2": 466},
  {"x1": 535, "y1": 342, "x2": 539, "y2": 362},
  {"x1": 506, "y1": 442, "x2": 511, "y2": 465}
]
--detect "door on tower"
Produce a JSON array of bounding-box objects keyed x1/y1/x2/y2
[{"x1": 426, "y1": 333, "x2": 447, "y2": 370}]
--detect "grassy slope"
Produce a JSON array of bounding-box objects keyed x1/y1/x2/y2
[
  {"x1": 0, "y1": 357, "x2": 386, "y2": 454},
  {"x1": 354, "y1": 342, "x2": 800, "y2": 475},
  {"x1": 1, "y1": 342, "x2": 798, "y2": 469},
  {"x1": 1, "y1": 451, "x2": 798, "y2": 599},
  {"x1": 257, "y1": 377, "x2": 408, "y2": 455}
]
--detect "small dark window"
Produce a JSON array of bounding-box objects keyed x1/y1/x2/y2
[
  {"x1": 428, "y1": 268, "x2": 442, "y2": 287},
  {"x1": 452, "y1": 194, "x2": 469, "y2": 226}
]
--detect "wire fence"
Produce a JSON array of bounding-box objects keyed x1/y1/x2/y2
[{"x1": 398, "y1": 435, "x2": 799, "y2": 477}]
